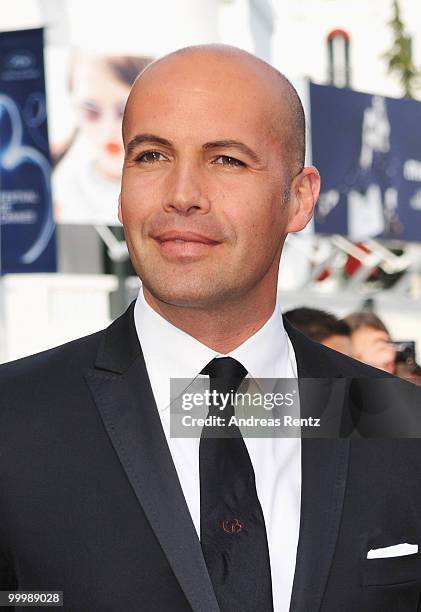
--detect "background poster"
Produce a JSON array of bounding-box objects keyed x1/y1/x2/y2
[
  {"x1": 311, "y1": 82, "x2": 421, "y2": 242},
  {"x1": 51, "y1": 52, "x2": 151, "y2": 226},
  {"x1": 0, "y1": 27, "x2": 56, "y2": 273}
]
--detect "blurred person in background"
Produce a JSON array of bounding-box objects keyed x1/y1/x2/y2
[
  {"x1": 283, "y1": 307, "x2": 352, "y2": 356},
  {"x1": 52, "y1": 52, "x2": 151, "y2": 225},
  {"x1": 345, "y1": 311, "x2": 396, "y2": 374},
  {"x1": 394, "y1": 341, "x2": 421, "y2": 385}
]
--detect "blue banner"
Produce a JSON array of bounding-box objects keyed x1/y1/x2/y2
[
  {"x1": 0, "y1": 28, "x2": 56, "y2": 273},
  {"x1": 311, "y1": 82, "x2": 421, "y2": 242}
]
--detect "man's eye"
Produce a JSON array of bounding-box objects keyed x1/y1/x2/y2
[
  {"x1": 136, "y1": 151, "x2": 166, "y2": 163},
  {"x1": 215, "y1": 155, "x2": 245, "y2": 167}
]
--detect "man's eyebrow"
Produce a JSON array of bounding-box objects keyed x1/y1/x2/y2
[
  {"x1": 202, "y1": 140, "x2": 262, "y2": 164},
  {"x1": 125, "y1": 133, "x2": 173, "y2": 157}
]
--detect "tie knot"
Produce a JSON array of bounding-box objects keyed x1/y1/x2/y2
[{"x1": 201, "y1": 357, "x2": 247, "y2": 382}]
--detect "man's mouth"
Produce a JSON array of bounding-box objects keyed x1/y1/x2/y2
[{"x1": 153, "y1": 231, "x2": 221, "y2": 259}]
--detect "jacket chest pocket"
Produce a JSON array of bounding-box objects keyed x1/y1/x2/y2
[
  {"x1": 361, "y1": 553, "x2": 421, "y2": 587},
  {"x1": 359, "y1": 555, "x2": 421, "y2": 612}
]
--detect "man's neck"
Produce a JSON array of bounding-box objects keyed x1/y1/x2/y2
[{"x1": 142, "y1": 287, "x2": 278, "y2": 354}]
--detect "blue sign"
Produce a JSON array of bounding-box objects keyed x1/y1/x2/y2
[
  {"x1": 311, "y1": 82, "x2": 421, "y2": 242},
  {"x1": 0, "y1": 28, "x2": 56, "y2": 273}
]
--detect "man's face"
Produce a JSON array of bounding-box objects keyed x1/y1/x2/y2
[
  {"x1": 351, "y1": 327, "x2": 397, "y2": 374},
  {"x1": 120, "y1": 54, "x2": 314, "y2": 310},
  {"x1": 322, "y1": 334, "x2": 353, "y2": 357}
]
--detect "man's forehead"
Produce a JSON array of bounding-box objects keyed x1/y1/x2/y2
[{"x1": 123, "y1": 91, "x2": 279, "y2": 154}]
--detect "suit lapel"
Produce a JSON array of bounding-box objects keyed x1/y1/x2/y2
[
  {"x1": 85, "y1": 304, "x2": 220, "y2": 612},
  {"x1": 289, "y1": 438, "x2": 349, "y2": 611},
  {"x1": 285, "y1": 322, "x2": 350, "y2": 612}
]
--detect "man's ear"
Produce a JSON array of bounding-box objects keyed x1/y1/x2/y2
[
  {"x1": 286, "y1": 166, "x2": 320, "y2": 233},
  {"x1": 118, "y1": 193, "x2": 123, "y2": 224}
]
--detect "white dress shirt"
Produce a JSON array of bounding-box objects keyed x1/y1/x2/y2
[{"x1": 134, "y1": 288, "x2": 301, "y2": 612}]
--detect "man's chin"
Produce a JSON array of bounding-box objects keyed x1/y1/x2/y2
[{"x1": 142, "y1": 282, "x2": 233, "y2": 311}]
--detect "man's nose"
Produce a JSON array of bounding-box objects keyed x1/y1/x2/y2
[{"x1": 163, "y1": 161, "x2": 211, "y2": 215}]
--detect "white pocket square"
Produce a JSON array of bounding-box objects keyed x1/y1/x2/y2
[{"x1": 367, "y1": 543, "x2": 419, "y2": 559}]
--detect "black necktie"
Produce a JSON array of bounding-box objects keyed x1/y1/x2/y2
[{"x1": 199, "y1": 357, "x2": 273, "y2": 612}]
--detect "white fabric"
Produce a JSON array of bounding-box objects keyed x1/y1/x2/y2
[
  {"x1": 367, "y1": 544, "x2": 419, "y2": 559},
  {"x1": 134, "y1": 288, "x2": 301, "y2": 612}
]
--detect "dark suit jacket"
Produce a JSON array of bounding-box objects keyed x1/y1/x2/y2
[{"x1": 1, "y1": 303, "x2": 421, "y2": 611}]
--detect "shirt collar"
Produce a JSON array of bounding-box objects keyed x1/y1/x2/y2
[
  {"x1": 134, "y1": 289, "x2": 217, "y2": 382},
  {"x1": 134, "y1": 287, "x2": 291, "y2": 410}
]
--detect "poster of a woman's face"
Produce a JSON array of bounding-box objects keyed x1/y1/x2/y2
[{"x1": 52, "y1": 52, "x2": 151, "y2": 225}]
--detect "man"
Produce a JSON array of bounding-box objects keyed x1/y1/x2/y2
[
  {"x1": 1, "y1": 46, "x2": 421, "y2": 612},
  {"x1": 345, "y1": 311, "x2": 396, "y2": 374},
  {"x1": 283, "y1": 307, "x2": 352, "y2": 356}
]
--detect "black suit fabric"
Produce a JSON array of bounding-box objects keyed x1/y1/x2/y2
[{"x1": 0, "y1": 303, "x2": 420, "y2": 612}]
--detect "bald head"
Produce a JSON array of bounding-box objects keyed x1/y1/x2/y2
[{"x1": 123, "y1": 44, "x2": 305, "y2": 179}]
